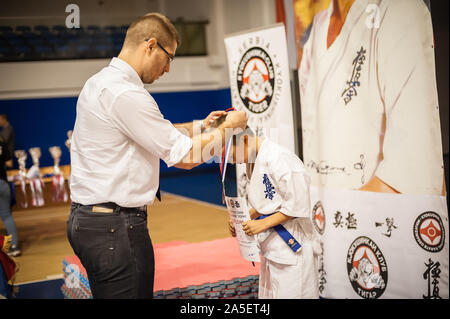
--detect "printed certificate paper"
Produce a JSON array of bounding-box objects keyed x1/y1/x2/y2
[{"x1": 225, "y1": 196, "x2": 260, "y2": 263}]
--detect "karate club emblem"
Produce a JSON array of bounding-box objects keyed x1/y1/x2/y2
[
  {"x1": 413, "y1": 211, "x2": 445, "y2": 253},
  {"x1": 312, "y1": 201, "x2": 326, "y2": 235},
  {"x1": 347, "y1": 236, "x2": 388, "y2": 299},
  {"x1": 237, "y1": 47, "x2": 275, "y2": 114}
]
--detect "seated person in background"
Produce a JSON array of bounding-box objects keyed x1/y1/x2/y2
[{"x1": 227, "y1": 127, "x2": 320, "y2": 299}]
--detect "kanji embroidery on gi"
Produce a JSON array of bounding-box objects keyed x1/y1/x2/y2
[{"x1": 262, "y1": 173, "x2": 275, "y2": 200}]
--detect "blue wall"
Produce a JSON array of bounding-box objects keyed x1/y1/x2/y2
[{"x1": 0, "y1": 88, "x2": 232, "y2": 173}]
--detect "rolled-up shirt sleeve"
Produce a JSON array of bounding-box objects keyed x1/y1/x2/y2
[{"x1": 109, "y1": 88, "x2": 193, "y2": 167}]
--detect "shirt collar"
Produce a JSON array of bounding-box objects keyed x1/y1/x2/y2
[{"x1": 109, "y1": 57, "x2": 144, "y2": 88}]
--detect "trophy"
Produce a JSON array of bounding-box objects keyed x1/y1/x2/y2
[
  {"x1": 27, "y1": 147, "x2": 45, "y2": 207},
  {"x1": 14, "y1": 150, "x2": 28, "y2": 208},
  {"x1": 27, "y1": 147, "x2": 41, "y2": 178},
  {"x1": 49, "y1": 146, "x2": 62, "y2": 175},
  {"x1": 49, "y1": 146, "x2": 68, "y2": 202},
  {"x1": 65, "y1": 130, "x2": 73, "y2": 151}
]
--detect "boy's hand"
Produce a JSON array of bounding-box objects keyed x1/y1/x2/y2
[
  {"x1": 249, "y1": 208, "x2": 262, "y2": 220},
  {"x1": 228, "y1": 219, "x2": 236, "y2": 237},
  {"x1": 242, "y1": 219, "x2": 268, "y2": 236}
]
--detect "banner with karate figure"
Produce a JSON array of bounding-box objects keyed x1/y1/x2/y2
[
  {"x1": 288, "y1": 0, "x2": 449, "y2": 298},
  {"x1": 224, "y1": 23, "x2": 295, "y2": 200}
]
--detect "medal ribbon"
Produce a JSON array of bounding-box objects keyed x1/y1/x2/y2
[{"x1": 219, "y1": 107, "x2": 235, "y2": 203}]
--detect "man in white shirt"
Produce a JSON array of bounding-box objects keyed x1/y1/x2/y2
[
  {"x1": 227, "y1": 129, "x2": 320, "y2": 298},
  {"x1": 67, "y1": 13, "x2": 247, "y2": 299}
]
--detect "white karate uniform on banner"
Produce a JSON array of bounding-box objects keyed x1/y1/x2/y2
[
  {"x1": 299, "y1": 0, "x2": 444, "y2": 195},
  {"x1": 298, "y1": 0, "x2": 449, "y2": 298},
  {"x1": 247, "y1": 139, "x2": 320, "y2": 299}
]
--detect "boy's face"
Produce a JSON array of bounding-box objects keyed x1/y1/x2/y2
[{"x1": 228, "y1": 134, "x2": 258, "y2": 164}]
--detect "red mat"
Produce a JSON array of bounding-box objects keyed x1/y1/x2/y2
[
  {"x1": 63, "y1": 237, "x2": 260, "y2": 294},
  {"x1": 154, "y1": 237, "x2": 260, "y2": 291}
]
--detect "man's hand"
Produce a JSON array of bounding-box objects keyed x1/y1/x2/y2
[
  {"x1": 203, "y1": 111, "x2": 227, "y2": 130},
  {"x1": 242, "y1": 219, "x2": 269, "y2": 236},
  {"x1": 222, "y1": 111, "x2": 247, "y2": 130}
]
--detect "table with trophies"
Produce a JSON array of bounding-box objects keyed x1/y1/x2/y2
[{"x1": 6, "y1": 131, "x2": 72, "y2": 210}]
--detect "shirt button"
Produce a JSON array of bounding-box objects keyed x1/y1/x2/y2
[
  {"x1": 130, "y1": 225, "x2": 134, "y2": 230},
  {"x1": 136, "y1": 213, "x2": 141, "y2": 217},
  {"x1": 109, "y1": 247, "x2": 114, "y2": 250},
  {"x1": 110, "y1": 228, "x2": 115, "y2": 233}
]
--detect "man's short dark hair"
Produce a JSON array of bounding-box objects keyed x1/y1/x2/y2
[{"x1": 124, "y1": 13, "x2": 181, "y2": 49}]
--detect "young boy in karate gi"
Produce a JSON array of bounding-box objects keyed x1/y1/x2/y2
[{"x1": 226, "y1": 128, "x2": 320, "y2": 299}]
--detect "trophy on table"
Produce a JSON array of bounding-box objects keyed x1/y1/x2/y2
[
  {"x1": 49, "y1": 146, "x2": 68, "y2": 202},
  {"x1": 27, "y1": 147, "x2": 45, "y2": 207},
  {"x1": 14, "y1": 150, "x2": 29, "y2": 208},
  {"x1": 65, "y1": 130, "x2": 73, "y2": 151}
]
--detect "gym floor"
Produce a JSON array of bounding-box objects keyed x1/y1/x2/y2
[{"x1": 1, "y1": 169, "x2": 233, "y2": 298}]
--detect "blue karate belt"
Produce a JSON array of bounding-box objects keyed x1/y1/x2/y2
[{"x1": 255, "y1": 214, "x2": 302, "y2": 253}]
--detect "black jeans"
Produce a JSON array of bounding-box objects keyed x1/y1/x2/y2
[{"x1": 67, "y1": 202, "x2": 154, "y2": 298}]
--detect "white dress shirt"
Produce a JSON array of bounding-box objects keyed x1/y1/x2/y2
[{"x1": 70, "y1": 57, "x2": 193, "y2": 207}]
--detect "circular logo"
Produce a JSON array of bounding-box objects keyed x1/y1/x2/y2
[
  {"x1": 312, "y1": 201, "x2": 326, "y2": 235},
  {"x1": 237, "y1": 47, "x2": 275, "y2": 114},
  {"x1": 347, "y1": 236, "x2": 388, "y2": 299},
  {"x1": 413, "y1": 211, "x2": 445, "y2": 253}
]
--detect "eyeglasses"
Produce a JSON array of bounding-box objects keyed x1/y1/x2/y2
[
  {"x1": 156, "y1": 42, "x2": 174, "y2": 63},
  {"x1": 145, "y1": 39, "x2": 175, "y2": 63}
]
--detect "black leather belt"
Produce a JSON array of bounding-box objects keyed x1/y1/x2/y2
[{"x1": 72, "y1": 202, "x2": 147, "y2": 213}]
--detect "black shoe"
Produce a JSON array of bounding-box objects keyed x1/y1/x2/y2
[{"x1": 7, "y1": 245, "x2": 21, "y2": 257}]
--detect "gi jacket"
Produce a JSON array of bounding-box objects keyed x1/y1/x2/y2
[{"x1": 248, "y1": 139, "x2": 315, "y2": 265}]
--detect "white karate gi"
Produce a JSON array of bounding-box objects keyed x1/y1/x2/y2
[
  {"x1": 299, "y1": 0, "x2": 444, "y2": 195},
  {"x1": 247, "y1": 139, "x2": 320, "y2": 299}
]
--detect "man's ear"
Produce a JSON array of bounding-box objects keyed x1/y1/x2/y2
[{"x1": 146, "y1": 38, "x2": 157, "y2": 54}]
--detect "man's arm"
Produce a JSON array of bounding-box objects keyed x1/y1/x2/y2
[
  {"x1": 174, "y1": 121, "x2": 195, "y2": 137},
  {"x1": 174, "y1": 111, "x2": 247, "y2": 170},
  {"x1": 174, "y1": 111, "x2": 227, "y2": 137}
]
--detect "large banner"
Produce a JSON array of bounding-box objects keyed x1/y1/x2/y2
[
  {"x1": 291, "y1": 0, "x2": 449, "y2": 298},
  {"x1": 224, "y1": 23, "x2": 295, "y2": 198}
]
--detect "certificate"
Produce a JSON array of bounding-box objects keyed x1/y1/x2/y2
[{"x1": 225, "y1": 196, "x2": 260, "y2": 263}]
